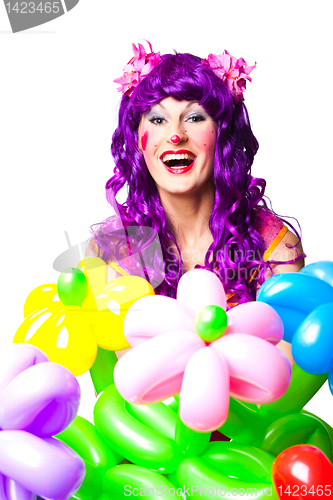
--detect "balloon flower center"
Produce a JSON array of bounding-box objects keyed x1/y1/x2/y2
[
  {"x1": 57, "y1": 268, "x2": 88, "y2": 307},
  {"x1": 194, "y1": 305, "x2": 228, "y2": 342}
]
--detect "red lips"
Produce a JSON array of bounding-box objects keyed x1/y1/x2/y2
[
  {"x1": 160, "y1": 149, "x2": 196, "y2": 157},
  {"x1": 160, "y1": 149, "x2": 196, "y2": 175},
  {"x1": 164, "y1": 163, "x2": 195, "y2": 174}
]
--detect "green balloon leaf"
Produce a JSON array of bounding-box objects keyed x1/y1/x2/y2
[
  {"x1": 195, "y1": 305, "x2": 228, "y2": 342},
  {"x1": 57, "y1": 268, "x2": 88, "y2": 307}
]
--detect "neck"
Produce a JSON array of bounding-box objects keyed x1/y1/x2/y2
[{"x1": 158, "y1": 181, "x2": 215, "y2": 249}]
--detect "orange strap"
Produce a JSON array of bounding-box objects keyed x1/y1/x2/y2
[
  {"x1": 226, "y1": 225, "x2": 288, "y2": 307},
  {"x1": 263, "y1": 226, "x2": 288, "y2": 261}
]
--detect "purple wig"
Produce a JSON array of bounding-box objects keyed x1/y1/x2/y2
[{"x1": 90, "y1": 52, "x2": 304, "y2": 303}]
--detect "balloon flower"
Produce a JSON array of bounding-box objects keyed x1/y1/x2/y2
[
  {"x1": 13, "y1": 257, "x2": 154, "y2": 376},
  {"x1": 0, "y1": 343, "x2": 85, "y2": 500},
  {"x1": 257, "y1": 261, "x2": 333, "y2": 377},
  {"x1": 114, "y1": 269, "x2": 291, "y2": 432}
]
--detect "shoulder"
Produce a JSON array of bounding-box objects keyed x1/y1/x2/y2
[
  {"x1": 85, "y1": 237, "x2": 100, "y2": 257},
  {"x1": 253, "y1": 206, "x2": 284, "y2": 234},
  {"x1": 268, "y1": 230, "x2": 305, "y2": 274},
  {"x1": 253, "y1": 206, "x2": 287, "y2": 259},
  {"x1": 252, "y1": 206, "x2": 305, "y2": 274}
]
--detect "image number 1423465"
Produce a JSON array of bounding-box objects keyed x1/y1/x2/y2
[{"x1": 3, "y1": 0, "x2": 80, "y2": 33}]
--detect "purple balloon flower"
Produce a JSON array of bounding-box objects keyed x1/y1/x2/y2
[{"x1": 0, "y1": 343, "x2": 85, "y2": 500}]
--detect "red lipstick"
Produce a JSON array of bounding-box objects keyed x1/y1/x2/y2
[
  {"x1": 164, "y1": 163, "x2": 195, "y2": 174},
  {"x1": 160, "y1": 149, "x2": 195, "y2": 156},
  {"x1": 160, "y1": 150, "x2": 196, "y2": 175}
]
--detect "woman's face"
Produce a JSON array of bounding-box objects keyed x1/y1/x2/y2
[{"x1": 138, "y1": 97, "x2": 218, "y2": 197}]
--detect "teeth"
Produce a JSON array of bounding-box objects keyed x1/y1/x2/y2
[{"x1": 162, "y1": 153, "x2": 194, "y2": 162}]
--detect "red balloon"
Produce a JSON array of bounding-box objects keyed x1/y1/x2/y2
[{"x1": 272, "y1": 445, "x2": 333, "y2": 499}]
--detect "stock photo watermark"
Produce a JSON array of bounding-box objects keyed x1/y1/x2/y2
[
  {"x1": 123, "y1": 484, "x2": 275, "y2": 497},
  {"x1": 3, "y1": 0, "x2": 80, "y2": 32}
]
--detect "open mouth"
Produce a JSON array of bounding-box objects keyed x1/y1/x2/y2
[{"x1": 161, "y1": 152, "x2": 196, "y2": 169}]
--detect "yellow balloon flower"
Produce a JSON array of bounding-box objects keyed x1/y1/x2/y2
[
  {"x1": 81, "y1": 275, "x2": 155, "y2": 351},
  {"x1": 77, "y1": 257, "x2": 108, "y2": 299},
  {"x1": 23, "y1": 284, "x2": 63, "y2": 317},
  {"x1": 78, "y1": 257, "x2": 155, "y2": 350},
  {"x1": 13, "y1": 257, "x2": 155, "y2": 375},
  {"x1": 14, "y1": 306, "x2": 97, "y2": 376}
]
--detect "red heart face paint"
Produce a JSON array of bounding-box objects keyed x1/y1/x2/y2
[{"x1": 141, "y1": 131, "x2": 149, "y2": 151}]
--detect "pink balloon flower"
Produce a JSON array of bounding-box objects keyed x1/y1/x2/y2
[
  {"x1": 114, "y1": 269, "x2": 291, "y2": 432},
  {"x1": 0, "y1": 343, "x2": 85, "y2": 500}
]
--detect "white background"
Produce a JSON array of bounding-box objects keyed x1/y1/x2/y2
[{"x1": 1, "y1": 1, "x2": 332, "y2": 424}]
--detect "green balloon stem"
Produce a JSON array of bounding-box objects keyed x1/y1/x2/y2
[
  {"x1": 89, "y1": 347, "x2": 118, "y2": 395},
  {"x1": 258, "y1": 412, "x2": 333, "y2": 460},
  {"x1": 301, "y1": 409, "x2": 333, "y2": 445},
  {"x1": 104, "y1": 465, "x2": 184, "y2": 499},
  {"x1": 175, "y1": 414, "x2": 211, "y2": 457},
  {"x1": 126, "y1": 401, "x2": 177, "y2": 441},
  {"x1": 56, "y1": 415, "x2": 122, "y2": 500},
  {"x1": 218, "y1": 398, "x2": 269, "y2": 445},
  {"x1": 94, "y1": 384, "x2": 182, "y2": 473},
  {"x1": 162, "y1": 395, "x2": 179, "y2": 413},
  {"x1": 259, "y1": 364, "x2": 328, "y2": 422},
  {"x1": 56, "y1": 415, "x2": 121, "y2": 469}
]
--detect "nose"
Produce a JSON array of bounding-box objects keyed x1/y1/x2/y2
[
  {"x1": 167, "y1": 122, "x2": 187, "y2": 145},
  {"x1": 170, "y1": 135, "x2": 181, "y2": 144}
]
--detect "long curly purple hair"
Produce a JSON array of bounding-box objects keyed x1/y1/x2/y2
[{"x1": 90, "y1": 52, "x2": 303, "y2": 303}]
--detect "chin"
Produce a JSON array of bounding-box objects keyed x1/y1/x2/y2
[{"x1": 165, "y1": 184, "x2": 195, "y2": 195}]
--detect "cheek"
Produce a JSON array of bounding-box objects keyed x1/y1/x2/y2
[
  {"x1": 194, "y1": 127, "x2": 217, "y2": 153},
  {"x1": 143, "y1": 128, "x2": 162, "y2": 160},
  {"x1": 141, "y1": 131, "x2": 149, "y2": 151}
]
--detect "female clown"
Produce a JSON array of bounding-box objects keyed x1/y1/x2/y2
[{"x1": 87, "y1": 43, "x2": 305, "y2": 363}]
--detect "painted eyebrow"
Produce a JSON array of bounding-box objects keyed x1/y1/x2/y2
[
  {"x1": 185, "y1": 101, "x2": 199, "y2": 108},
  {"x1": 155, "y1": 100, "x2": 200, "y2": 111}
]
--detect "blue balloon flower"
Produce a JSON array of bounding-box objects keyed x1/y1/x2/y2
[
  {"x1": 257, "y1": 261, "x2": 333, "y2": 375},
  {"x1": 257, "y1": 268, "x2": 333, "y2": 342},
  {"x1": 292, "y1": 303, "x2": 333, "y2": 374}
]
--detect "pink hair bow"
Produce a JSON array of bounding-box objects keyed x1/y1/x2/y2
[
  {"x1": 202, "y1": 50, "x2": 256, "y2": 103},
  {"x1": 114, "y1": 41, "x2": 160, "y2": 97}
]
